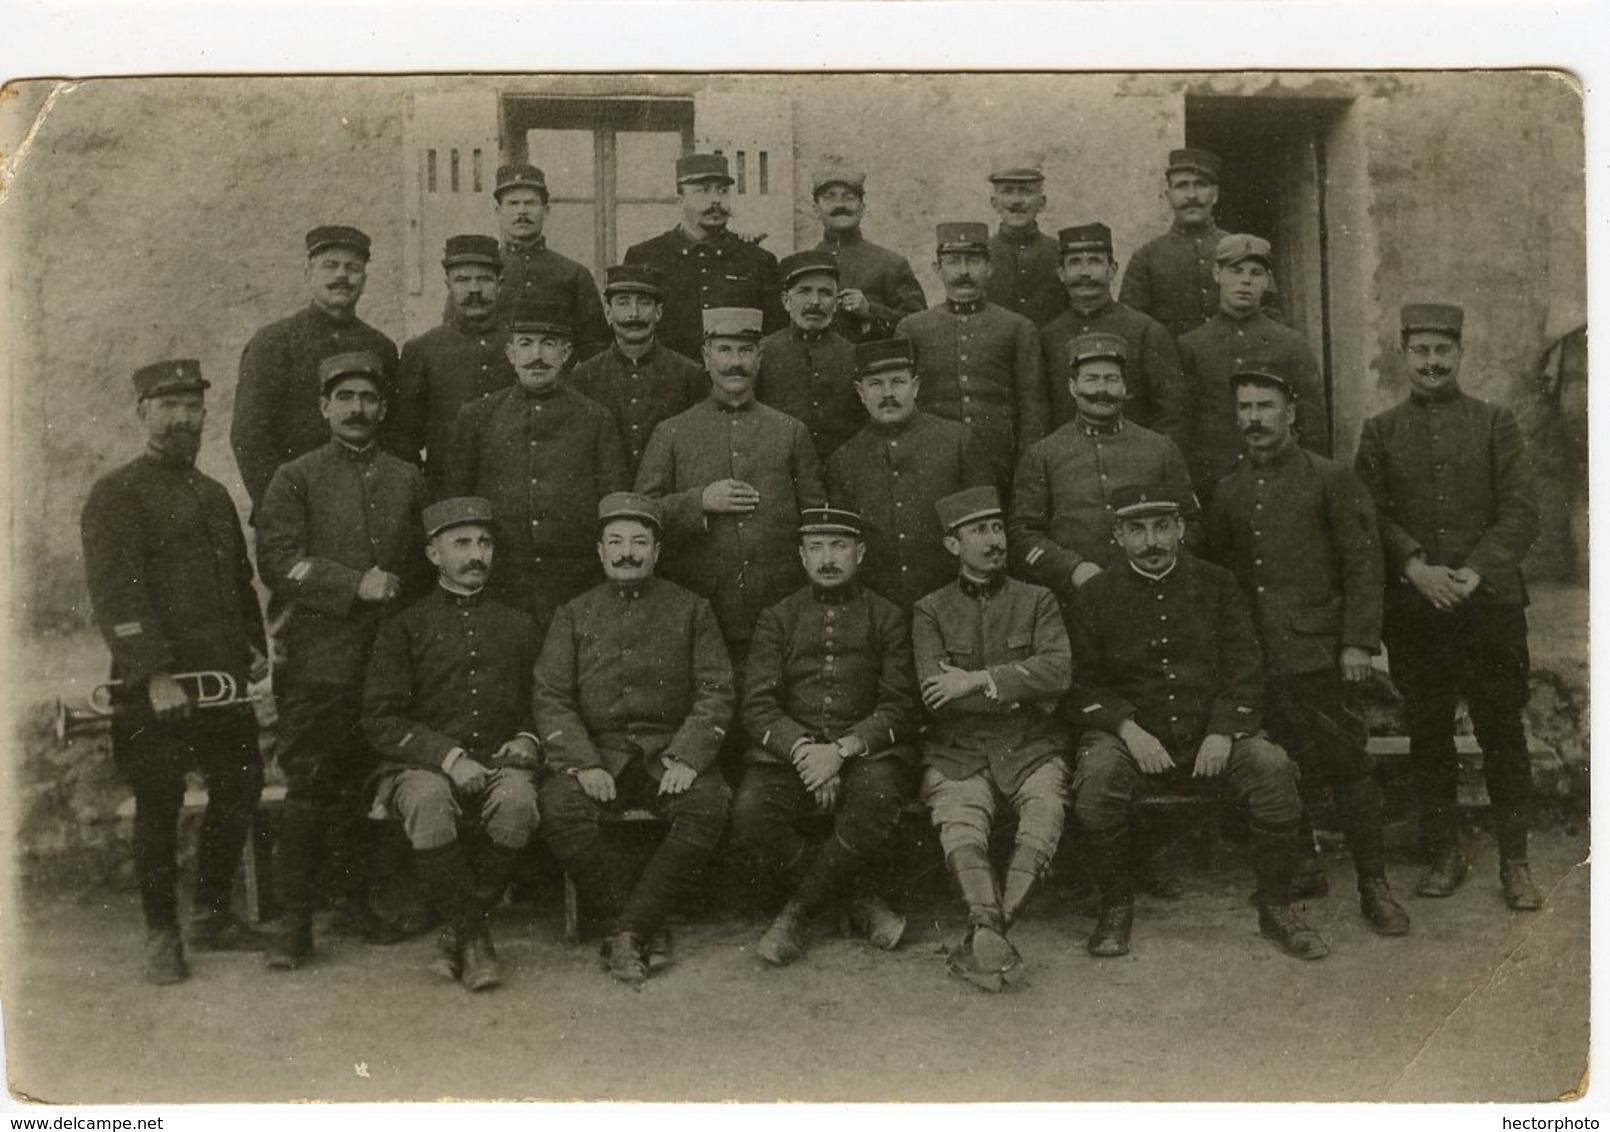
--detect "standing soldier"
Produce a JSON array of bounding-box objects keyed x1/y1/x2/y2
[
  {"x1": 488, "y1": 162, "x2": 609, "y2": 361},
  {"x1": 443, "y1": 300, "x2": 628, "y2": 634},
  {"x1": 1121, "y1": 147, "x2": 1239, "y2": 340},
  {"x1": 897, "y1": 223, "x2": 1047, "y2": 487},
  {"x1": 635, "y1": 307, "x2": 826, "y2": 671},
  {"x1": 1207, "y1": 369, "x2": 1410, "y2": 934},
  {"x1": 232, "y1": 225, "x2": 399, "y2": 514},
  {"x1": 82, "y1": 359, "x2": 268, "y2": 984},
  {"x1": 393, "y1": 235, "x2": 514, "y2": 495},
  {"x1": 983, "y1": 159, "x2": 1068, "y2": 329},
  {"x1": 255, "y1": 352, "x2": 430, "y2": 969},
  {"x1": 534, "y1": 493, "x2": 734, "y2": 985},
  {"x1": 363, "y1": 498, "x2": 543, "y2": 992},
  {"x1": 735, "y1": 508, "x2": 919, "y2": 965},
  {"x1": 757, "y1": 250, "x2": 864, "y2": 461},
  {"x1": 808, "y1": 164, "x2": 927, "y2": 343},
  {"x1": 913, "y1": 487, "x2": 1073, "y2": 992},
  {"x1": 624, "y1": 153, "x2": 785, "y2": 362},
  {"x1": 826, "y1": 338, "x2": 994, "y2": 611},
  {"x1": 1176, "y1": 234, "x2": 1328, "y2": 504},
  {"x1": 1040, "y1": 222, "x2": 1188, "y2": 440},
  {"x1": 566, "y1": 264, "x2": 706, "y2": 479},
  {"x1": 1354, "y1": 303, "x2": 1542, "y2": 910}
]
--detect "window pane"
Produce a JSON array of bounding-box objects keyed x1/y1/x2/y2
[
  {"x1": 616, "y1": 131, "x2": 685, "y2": 200},
  {"x1": 616, "y1": 203, "x2": 675, "y2": 260},
  {"x1": 526, "y1": 129, "x2": 595, "y2": 199},
  {"x1": 545, "y1": 202, "x2": 601, "y2": 280}
]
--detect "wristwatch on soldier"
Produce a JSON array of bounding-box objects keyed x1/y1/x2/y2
[{"x1": 835, "y1": 736, "x2": 867, "y2": 760}]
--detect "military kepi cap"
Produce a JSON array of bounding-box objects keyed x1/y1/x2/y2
[
  {"x1": 494, "y1": 163, "x2": 548, "y2": 200},
  {"x1": 935, "y1": 222, "x2": 992, "y2": 254},
  {"x1": 424, "y1": 496, "x2": 496, "y2": 539},
  {"x1": 1230, "y1": 364, "x2": 1298, "y2": 400},
  {"x1": 442, "y1": 234, "x2": 502, "y2": 271},
  {"x1": 306, "y1": 225, "x2": 371, "y2": 260},
  {"x1": 1059, "y1": 223, "x2": 1114, "y2": 255},
  {"x1": 598, "y1": 491, "x2": 662, "y2": 533},
  {"x1": 508, "y1": 300, "x2": 573, "y2": 337},
  {"x1": 988, "y1": 156, "x2": 1045, "y2": 184},
  {"x1": 936, "y1": 486, "x2": 1003, "y2": 533},
  {"x1": 604, "y1": 264, "x2": 665, "y2": 300},
  {"x1": 1110, "y1": 483, "x2": 1185, "y2": 521},
  {"x1": 1166, "y1": 147, "x2": 1222, "y2": 183},
  {"x1": 1216, "y1": 233, "x2": 1272, "y2": 267},
  {"x1": 855, "y1": 337, "x2": 915, "y2": 377},
  {"x1": 1068, "y1": 332, "x2": 1128, "y2": 369},
  {"x1": 318, "y1": 351, "x2": 387, "y2": 394},
  {"x1": 676, "y1": 153, "x2": 734, "y2": 186},
  {"x1": 799, "y1": 507, "x2": 865, "y2": 539},
  {"x1": 1401, "y1": 302, "x2": 1464, "y2": 339},
  {"x1": 703, "y1": 307, "x2": 764, "y2": 340},
  {"x1": 811, "y1": 164, "x2": 866, "y2": 196},
  {"x1": 132, "y1": 358, "x2": 210, "y2": 400},
  {"x1": 779, "y1": 250, "x2": 840, "y2": 287}
]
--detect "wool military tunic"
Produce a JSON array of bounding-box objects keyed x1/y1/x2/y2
[
  {"x1": 624, "y1": 227, "x2": 786, "y2": 361},
  {"x1": 1353, "y1": 387, "x2": 1539, "y2": 609},
  {"x1": 1177, "y1": 310, "x2": 1329, "y2": 495},
  {"x1": 1118, "y1": 222, "x2": 1233, "y2": 340},
  {"x1": 1069, "y1": 555, "x2": 1264, "y2": 758},
  {"x1": 741, "y1": 583, "x2": 919, "y2": 766},
  {"x1": 232, "y1": 304, "x2": 400, "y2": 509},
  {"x1": 1205, "y1": 445, "x2": 1382, "y2": 676},
  {"x1": 256, "y1": 439, "x2": 430, "y2": 686},
  {"x1": 392, "y1": 314, "x2": 514, "y2": 490},
  {"x1": 362, "y1": 586, "x2": 538, "y2": 770},
  {"x1": 443, "y1": 383, "x2": 628, "y2": 627},
  {"x1": 812, "y1": 229, "x2": 928, "y2": 342},
  {"x1": 756, "y1": 325, "x2": 864, "y2": 460},
  {"x1": 986, "y1": 223, "x2": 1069, "y2": 329},
  {"x1": 896, "y1": 300, "x2": 1047, "y2": 483},
  {"x1": 1039, "y1": 297, "x2": 1190, "y2": 443},
  {"x1": 566, "y1": 340, "x2": 708, "y2": 478},
  {"x1": 492, "y1": 237, "x2": 610, "y2": 361},
  {"x1": 533, "y1": 577, "x2": 734, "y2": 778},
  {"x1": 81, "y1": 451, "x2": 265, "y2": 686},
  {"x1": 912, "y1": 574, "x2": 1072, "y2": 792},
  {"x1": 635, "y1": 397, "x2": 826, "y2": 648},
  {"x1": 1009, "y1": 418, "x2": 1194, "y2": 598},
  {"x1": 825, "y1": 412, "x2": 995, "y2": 610}
]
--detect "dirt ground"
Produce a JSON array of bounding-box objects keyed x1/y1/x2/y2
[{"x1": 1, "y1": 823, "x2": 1589, "y2": 1106}]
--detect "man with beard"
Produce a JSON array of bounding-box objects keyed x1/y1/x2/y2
[
  {"x1": 826, "y1": 338, "x2": 994, "y2": 611},
  {"x1": 1354, "y1": 303, "x2": 1542, "y2": 910},
  {"x1": 233, "y1": 226, "x2": 400, "y2": 514},
  {"x1": 1176, "y1": 234, "x2": 1327, "y2": 504},
  {"x1": 443, "y1": 300, "x2": 627, "y2": 634},
  {"x1": 984, "y1": 159, "x2": 1068, "y2": 329},
  {"x1": 897, "y1": 223, "x2": 1046, "y2": 487},
  {"x1": 488, "y1": 163, "x2": 609, "y2": 361},
  {"x1": 82, "y1": 360, "x2": 269, "y2": 983},
  {"x1": 363, "y1": 497, "x2": 542, "y2": 991},
  {"x1": 635, "y1": 307, "x2": 826, "y2": 671},
  {"x1": 808, "y1": 164, "x2": 927, "y2": 343},
  {"x1": 756, "y1": 250, "x2": 864, "y2": 461},
  {"x1": 624, "y1": 154, "x2": 785, "y2": 361},
  {"x1": 256, "y1": 352, "x2": 430, "y2": 969},
  {"x1": 535, "y1": 493, "x2": 733, "y2": 985},
  {"x1": 1039, "y1": 222, "x2": 1188, "y2": 440},
  {"x1": 566, "y1": 263, "x2": 707, "y2": 478},
  {"x1": 735, "y1": 508, "x2": 919, "y2": 965},
  {"x1": 913, "y1": 486, "x2": 1072, "y2": 992},
  {"x1": 1068, "y1": 484, "x2": 1324, "y2": 961},
  {"x1": 1206, "y1": 369, "x2": 1409, "y2": 934},
  {"x1": 1010, "y1": 333, "x2": 1193, "y2": 603},
  {"x1": 393, "y1": 235, "x2": 515, "y2": 494}
]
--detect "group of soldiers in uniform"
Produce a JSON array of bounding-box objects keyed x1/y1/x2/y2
[{"x1": 81, "y1": 143, "x2": 1543, "y2": 995}]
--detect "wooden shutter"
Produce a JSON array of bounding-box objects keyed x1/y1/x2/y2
[{"x1": 693, "y1": 92, "x2": 795, "y2": 257}]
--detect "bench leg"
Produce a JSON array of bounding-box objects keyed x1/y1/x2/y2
[{"x1": 563, "y1": 872, "x2": 579, "y2": 944}]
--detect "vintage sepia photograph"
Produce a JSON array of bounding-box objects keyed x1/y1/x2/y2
[{"x1": 0, "y1": 66, "x2": 1590, "y2": 1107}]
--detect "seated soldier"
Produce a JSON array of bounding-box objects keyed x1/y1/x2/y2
[
  {"x1": 1068, "y1": 484, "x2": 1326, "y2": 961},
  {"x1": 912, "y1": 486, "x2": 1073, "y2": 992},
  {"x1": 534, "y1": 492, "x2": 734, "y2": 986},
  {"x1": 734, "y1": 507, "x2": 920, "y2": 965},
  {"x1": 361, "y1": 497, "x2": 543, "y2": 992}
]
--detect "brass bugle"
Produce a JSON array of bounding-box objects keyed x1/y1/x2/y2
[{"x1": 54, "y1": 670, "x2": 254, "y2": 745}]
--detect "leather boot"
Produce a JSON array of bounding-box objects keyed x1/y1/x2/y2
[
  {"x1": 1257, "y1": 903, "x2": 1331, "y2": 960},
  {"x1": 1000, "y1": 845, "x2": 1049, "y2": 928},
  {"x1": 428, "y1": 925, "x2": 462, "y2": 982},
  {"x1": 265, "y1": 800, "x2": 319, "y2": 969},
  {"x1": 603, "y1": 930, "x2": 648, "y2": 986},
  {"x1": 1501, "y1": 860, "x2": 1543, "y2": 911},
  {"x1": 1084, "y1": 828, "x2": 1136, "y2": 957},
  {"x1": 943, "y1": 847, "x2": 1019, "y2": 991},
  {"x1": 1087, "y1": 901, "x2": 1134, "y2": 958},
  {"x1": 1249, "y1": 822, "x2": 1301, "y2": 909},
  {"x1": 474, "y1": 841, "x2": 524, "y2": 919},
  {"x1": 1417, "y1": 839, "x2": 1469, "y2": 898},
  {"x1": 756, "y1": 901, "x2": 810, "y2": 966},
  {"x1": 847, "y1": 894, "x2": 906, "y2": 951},
  {"x1": 143, "y1": 926, "x2": 189, "y2": 985},
  {"x1": 414, "y1": 841, "x2": 481, "y2": 983},
  {"x1": 1358, "y1": 876, "x2": 1411, "y2": 935},
  {"x1": 459, "y1": 929, "x2": 502, "y2": 991}
]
